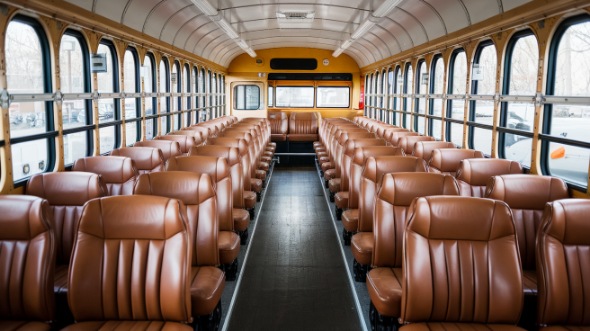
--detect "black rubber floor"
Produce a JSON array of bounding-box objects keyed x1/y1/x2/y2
[{"x1": 225, "y1": 165, "x2": 362, "y2": 331}]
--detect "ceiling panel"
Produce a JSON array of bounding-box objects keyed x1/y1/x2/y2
[{"x1": 63, "y1": 0, "x2": 533, "y2": 68}]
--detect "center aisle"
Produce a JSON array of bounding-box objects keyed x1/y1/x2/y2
[{"x1": 225, "y1": 165, "x2": 362, "y2": 331}]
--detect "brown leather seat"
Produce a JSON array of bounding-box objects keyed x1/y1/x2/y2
[
  {"x1": 339, "y1": 145, "x2": 403, "y2": 230},
  {"x1": 386, "y1": 131, "x2": 420, "y2": 147},
  {"x1": 63, "y1": 195, "x2": 192, "y2": 330},
  {"x1": 134, "y1": 172, "x2": 225, "y2": 327},
  {"x1": 223, "y1": 130, "x2": 267, "y2": 185},
  {"x1": 185, "y1": 125, "x2": 211, "y2": 141},
  {"x1": 269, "y1": 111, "x2": 288, "y2": 142},
  {"x1": 328, "y1": 138, "x2": 386, "y2": 201},
  {"x1": 350, "y1": 156, "x2": 427, "y2": 281},
  {"x1": 456, "y1": 158, "x2": 522, "y2": 197},
  {"x1": 72, "y1": 156, "x2": 138, "y2": 196},
  {"x1": 413, "y1": 140, "x2": 455, "y2": 163},
  {"x1": 399, "y1": 196, "x2": 524, "y2": 331},
  {"x1": 156, "y1": 134, "x2": 199, "y2": 155},
  {"x1": 110, "y1": 146, "x2": 165, "y2": 174},
  {"x1": 287, "y1": 112, "x2": 319, "y2": 142},
  {"x1": 0, "y1": 195, "x2": 55, "y2": 331},
  {"x1": 208, "y1": 136, "x2": 258, "y2": 214},
  {"x1": 323, "y1": 131, "x2": 375, "y2": 185},
  {"x1": 366, "y1": 173, "x2": 459, "y2": 330},
  {"x1": 26, "y1": 172, "x2": 107, "y2": 324},
  {"x1": 382, "y1": 127, "x2": 409, "y2": 144},
  {"x1": 398, "y1": 135, "x2": 435, "y2": 155},
  {"x1": 167, "y1": 155, "x2": 241, "y2": 280},
  {"x1": 427, "y1": 148, "x2": 485, "y2": 175},
  {"x1": 537, "y1": 199, "x2": 590, "y2": 331},
  {"x1": 191, "y1": 144, "x2": 250, "y2": 244},
  {"x1": 485, "y1": 174, "x2": 569, "y2": 296},
  {"x1": 169, "y1": 129, "x2": 207, "y2": 146},
  {"x1": 133, "y1": 139, "x2": 182, "y2": 162}
]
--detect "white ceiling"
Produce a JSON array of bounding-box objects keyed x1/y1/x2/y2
[{"x1": 65, "y1": 0, "x2": 532, "y2": 68}]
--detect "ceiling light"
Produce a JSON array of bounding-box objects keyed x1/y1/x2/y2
[
  {"x1": 341, "y1": 39, "x2": 353, "y2": 49},
  {"x1": 190, "y1": 0, "x2": 218, "y2": 16},
  {"x1": 217, "y1": 18, "x2": 239, "y2": 39},
  {"x1": 236, "y1": 39, "x2": 248, "y2": 49},
  {"x1": 332, "y1": 47, "x2": 344, "y2": 58},
  {"x1": 351, "y1": 20, "x2": 375, "y2": 39},
  {"x1": 246, "y1": 48, "x2": 257, "y2": 58}
]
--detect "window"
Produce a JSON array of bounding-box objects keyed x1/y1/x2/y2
[
  {"x1": 276, "y1": 86, "x2": 314, "y2": 107},
  {"x1": 543, "y1": 15, "x2": 590, "y2": 187},
  {"x1": 96, "y1": 40, "x2": 120, "y2": 154},
  {"x1": 380, "y1": 69, "x2": 388, "y2": 120},
  {"x1": 364, "y1": 75, "x2": 370, "y2": 116},
  {"x1": 500, "y1": 31, "x2": 538, "y2": 167},
  {"x1": 317, "y1": 87, "x2": 350, "y2": 108},
  {"x1": 374, "y1": 72, "x2": 380, "y2": 119},
  {"x1": 192, "y1": 66, "x2": 199, "y2": 123},
  {"x1": 159, "y1": 58, "x2": 170, "y2": 133},
  {"x1": 60, "y1": 30, "x2": 92, "y2": 165},
  {"x1": 268, "y1": 85, "x2": 274, "y2": 107},
  {"x1": 6, "y1": 16, "x2": 54, "y2": 182},
  {"x1": 144, "y1": 54, "x2": 157, "y2": 139},
  {"x1": 402, "y1": 63, "x2": 413, "y2": 129},
  {"x1": 234, "y1": 85, "x2": 261, "y2": 110},
  {"x1": 387, "y1": 67, "x2": 394, "y2": 124},
  {"x1": 199, "y1": 68, "x2": 206, "y2": 121},
  {"x1": 468, "y1": 41, "x2": 497, "y2": 155},
  {"x1": 446, "y1": 49, "x2": 467, "y2": 147},
  {"x1": 183, "y1": 64, "x2": 191, "y2": 126},
  {"x1": 393, "y1": 65, "x2": 402, "y2": 125},
  {"x1": 429, "y1": 55, "x2": 444, "y2": 139},
  {"x1": 415, "y1": 60, "x2": 427, "y2": 134},
  {"x1": 172, "y1": 61, "x2": 181, "y2": 131},
  {"x1": 124, "y1": 48, "x2": 140, "y2": 145}
]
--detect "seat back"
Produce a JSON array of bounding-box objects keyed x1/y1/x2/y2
[
  {"x1": 341, "y1": 138, "x2": 386, "y2": 192},
  {"x1": 287, "y1": 112, "x2": 319, "y2": 141},
  {"x1": 185, "y1": 125, "x2": 211, "y2": 141},
  {"x1": 0, "y1": 195, "x2": 54, "y2": 322},
  {"x1": 456, "y1": 158, "x2": 522, "y2": 197},
  {"x1": 413, "y1": 141, "x2": 455, "y2": 162},
  {"x1": 209, "y1": 137, "x2": 252, "y2": 191},
  {"x1": 72, "y1": 156, "x2": 138, "y2": 196},
  {"x1": 349, "y1": 146, "x2": 404, "y2": 209},
  {"x1": 27, "y1": 172, "x2": 107, "y2": 265},
  {"x1": 68, "y1": 195, "x2": 191, "y2": 323},
  {"x1": 485, "y1": 174, "x2": 569, "y2": 271},
  {"x1": 373, "y1": 173, "x2": 459, "y2": 268},
  {"x1": 382, "y1": 127, "x2": 408, "y2": 144},
  {"x1": 191, "y1": 145, "x2": 245, "y2": 209},
  {"x1": 134, "y1": 171, "x2": 219, "y2": 267},
  {"x1": 400, "y1": 196, "x2": 522, "y2": 324},
  {"x1": 133, "y1": 139, "x2": 182, "y2": 162},
  {"x1": 387, "y1": 131, "x2": 420, "y2": 147},
  {"x1": 398, "y1": 135, "x2": 435, "y2": 155},
  {"x1": 428, "y1": 148, "x2": 484, "y2": 175},
  {"x1": 110, "y1": 146, "x2": 165, "y2": 174},
  {"x1": 537, "y1": 199, "x2": 590, "y2": 327},
  {"x1": 332, "y1": 131, "x2": 375, "y2": 177},
  {"x1": 223, "y1": 130, "x2": 258, "y2": 177},
  {"x1": 166, "y1": 155, "x2": 234, "y2": 232},
  {"x1": 156, "y1": 134, "x2": 198, "y2": 155},
  {"x1": 169, "y1": 129, "x2": 206, "y2": 146},
  {"x1": 268, "y1": 111, "x2": 288, "y2": 141},
  {"x1": 358, "y1": 156, "x2": 427, "y2": 232}
]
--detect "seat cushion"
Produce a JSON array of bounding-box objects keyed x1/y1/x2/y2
[
  {"x1": 324, "y1": 169, "x2": 337, "y2": 181},
  {"x1": 335, "y1": 191, "x2": 349, "y2": 210},
  {"x1": 351, "y1": 231, "x2": 373, "y2": 266},
  {"x1": 62, "y1": 321, "x2": 193, "y2": 330},
  {"x1": 251, "y1": 178, "x2": 263, "y2": 192},
  {"x1": 271, "y1": 134, "x2": 286, "y2": 142},
  {"x1": 321, "y1": 162, "x2": 334, "y2": 172},
  {"x1": 399, "y1": 323, "x2": 525, "y2": 331},
  {"x1": 319, "y1": 156, "x2": 330, "y2": 164},
  {"x1": 328, "y1": 178, "x2": 341, "y2": 193},
  {"x1": 0, "y1": 321, "x2": 51, "y2": 331},
  {"x1": 366, "y1": 267, "x2": 403, "y2": 317},
  {"x1": 255, "y1": 169, "x2": 267, "y2": 180},
  {"x1": 233, "y1": 208, "x2": 250, "y2": 232},
  {"x1": 263, "y1": 151, "x2": 273, "y2": 158},
  {"x1": 218, "y1": 230, "x2": 240, "y2": 264},
  {"x1": 342, "y1": 208, "x2": 359, "y2": 232},
  {"x1": 244, "y1": 191, "x2": 256, "y2": 209},
  {"x1": 261, "y1": 156, "x2": 272, "y2": 165},
  {"x1": 191, "y1": 266, "x2": 225, "y2": 316}
]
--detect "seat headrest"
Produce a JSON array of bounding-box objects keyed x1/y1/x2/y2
[
  {"x1": 407, "y1": 196, "x2": 515, "y2": 241},
  {"x1": 542, "y1": 199, "x2": 590, "y2": 245},
  {"x1": 486, "y1": 174, "x2": 569, "y2": 210},
  {"x1": 135, "y1": 171, "x2": 215, "y2": 205},
  {"x1": 190, "y1": 145, "x2": 240, "y2": 166},
  {"x1": 399, "y1": 135, "x2": 435, "y2": 154},
  {"x1": 413, "y1": 141, "x2": 455, "y2": 159},
  {"x1": 353, "y1": 146, "x2": 404, "y2": 165},
  {"x1": 456, "y1": 158, "x2": 522, "y2": 186},
  {"x1": 79, "y1": 195, "x2": 186, "y2": 240},
  {"x1": 338, "y1": 131, "x2": 374, "y2": 145},
  {"x1": 345, "y1": 138, "x2": 386, "y2": 155},
  {"x1": 171, "y1": 130, "x2": 206, "y2": 145},
  {"x1": 290, "y1": 112, "x2": 316, "y2": 120},
  {"x1": 27, "y1": 171, "x2": 107, "y2": 206},
  {"x1": 378, "y1": 173, "x2": 460, "y2": 206},
  {"x1": 133, "y1": 140, "x2": 182, "y2": 160},
  {"x1": 111, "y1": 147, "x2": 164, "y2": 172},
  {"x1": 428, "y1": 148, "x2": 484, "y2": 172},
  {"x1": 72, "y1": 156, "x2": 138, "y2": 184},
  {"x1": 0, "y1": 195, "x2": 50, "y2": 240},
  {"x1": 166, "y1": 155, "x2": 229, "y2": 182},
  {"x1": 363, "y1": 156, "x2": 427, "y2": 184},
  {"x1": 207, "y1": 137, "x2": 248, "y2": 155}
]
